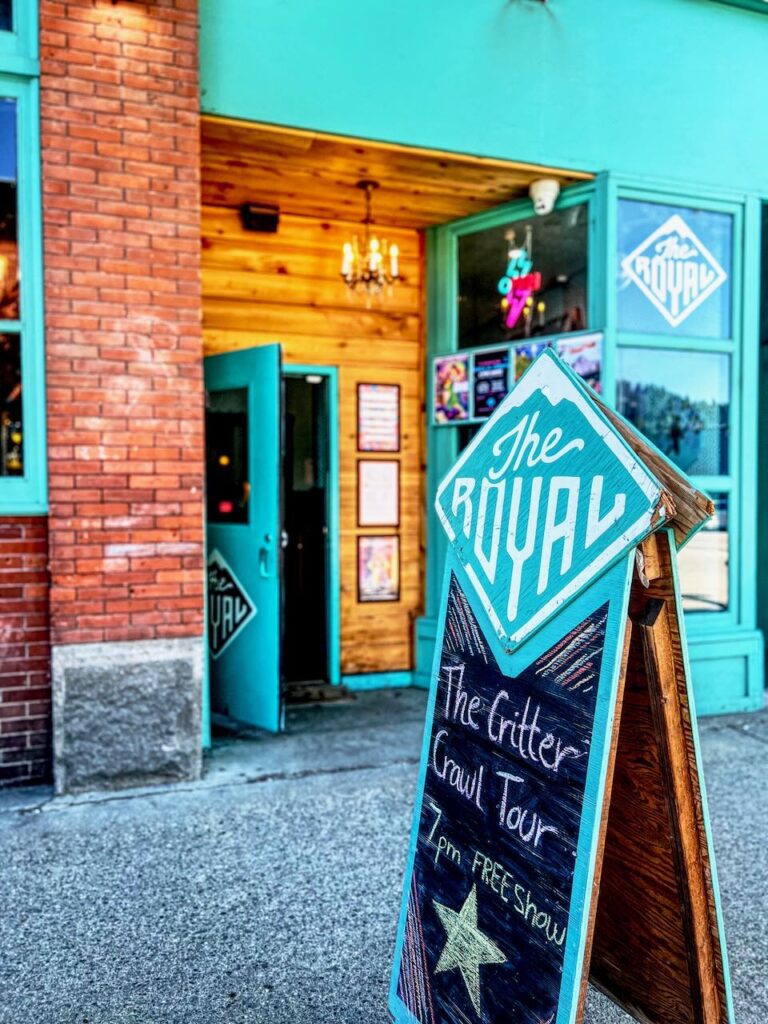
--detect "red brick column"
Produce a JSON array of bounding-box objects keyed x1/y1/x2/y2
[
  {"x1": 39, "y1": 0, "x2": 205, "y2": 792},
  {"x1": 0, "y1": 519, "x2": 51, "y2": 785}
]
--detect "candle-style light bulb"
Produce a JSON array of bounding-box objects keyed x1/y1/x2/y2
[
  {"x1": 389, "y1": 243, "x2": 399, "y2": 279},
  {"x1": 341, "y1": 241, "x2": 353, "y2": 279},
  {"x1": 369, "y1": 237, "x2": 381, "y2": 273}
]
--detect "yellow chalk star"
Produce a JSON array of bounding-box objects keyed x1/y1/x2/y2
[{"x1": 433, "y1": 885, "x2": 506, "y2": 1014}]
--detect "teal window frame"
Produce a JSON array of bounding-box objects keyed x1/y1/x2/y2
[
  {"x1": 417, "y1": 173, "x2": 763, "y2": 713},
  {"x1": 421, "y1": 174, "x2": 760, "y2": 661},
  {"x1": 0, "y1": 1, "x2": 46, "y2": 514},
  {"x1": 0, "y1": 0, "x2": 39, "y2": 75},
  {"x1": 606, "y1": 180, "x2": 754, "y2": 639},
  {"x1": 422, "y1": 180, "x2": 598, "y2": 627}
]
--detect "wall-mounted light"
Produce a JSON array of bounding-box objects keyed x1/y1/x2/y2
[{"x1": 240, "y1": 203, "x2": 280, "y2": 233}]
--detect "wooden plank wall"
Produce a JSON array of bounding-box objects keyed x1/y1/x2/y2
[{"x1": 202, "y1": 205, "x2": 425, "y2": 675}]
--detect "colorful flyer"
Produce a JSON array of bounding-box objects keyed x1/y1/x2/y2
[
  {"x1": 471, "y1": 348, "x2": 510, "y2": 420},
  {"x1": 513, "y1": 340, "x2": 550, "y2": 380},
  {"x1": 557, "y1": 331, "x2": 603, "y2": 393},
  {"x1": 358, "y1": 535, "x2": 400, "y2": 602},
  {"x1": 358, "y1": 383, "x2": 400, "y2": 452},
  {"x1": 433, "y1": 355, "x2": 470, "y2": 424}
]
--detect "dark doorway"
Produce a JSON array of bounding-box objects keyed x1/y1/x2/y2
[{"x1": 283, "y1": 374, "x2": 330, "y2": 691}]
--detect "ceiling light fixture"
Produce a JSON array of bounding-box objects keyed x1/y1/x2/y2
[{"x1": 340, "y1": 180, "x2": 399, "y2": 298}]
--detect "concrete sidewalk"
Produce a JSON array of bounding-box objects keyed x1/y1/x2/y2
[{"x1": 0, "y1": 689, "x2": 765, "y2": 1023}]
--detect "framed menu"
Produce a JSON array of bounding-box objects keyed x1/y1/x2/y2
[
  {"x1": 358, "y1": 459, "x2": 400, "y2": 527},
  {"x1": 358, "y1": 383, "x2": 401, "y2": 452}
]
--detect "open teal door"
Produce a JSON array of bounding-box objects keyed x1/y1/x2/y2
[{"x1": 204, "y1": 344, "x2": 283, "y2": 733}]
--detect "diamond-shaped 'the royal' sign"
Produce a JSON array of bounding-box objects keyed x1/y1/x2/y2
[
  {"x1": 436, "y1": 350, "x2": 666, "y2": 650},
  {"x1": 621, "y1": 213, "x2": 727, "y2": 328},
  {"x1": 207, "y1": 549, "x2": 257, "y2": 659}
]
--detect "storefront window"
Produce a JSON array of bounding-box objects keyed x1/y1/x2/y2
[
  {"x1": 616, "y1": 348, "x2": 730, "y2": 477},
  {"x1": 0, "y1": 99, "x2": 18, "y2": 318},
  {"x1": 678, "y1": 495, "x2": 729, "y2": 613},
  {"x1": 617, "y1": 200, "x2": 733, "y2": 339},
  {"x1": 0, "y1": 98, "x2": 20, "y2": 478},
  {"x1": 0, "y1": 30, "x2": 44, "y2": 508},
  {"x1": 458, "y1": 203, "x2": 588, "y2": 348},
  {"x1": 206, "y1": 389, "x2": 250, "y2": 524},
  {"x1": 0, "y1": 332, "x2": 21, "y2": 475}
]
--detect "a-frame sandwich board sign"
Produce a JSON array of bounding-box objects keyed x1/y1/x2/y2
[{"x1": 389, "y1": 349, "x2": 733, "y2": 1024}]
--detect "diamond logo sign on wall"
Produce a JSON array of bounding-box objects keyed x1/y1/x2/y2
[
  {"x1": 435, "y1": 351, "x2": 667, "y2": 651},
  {"x1": 207, "y1": 549, "x2": 257, "y2": 659},
  {"x1": 620, "y1": 213, "x2": 727, "y2": 327}
]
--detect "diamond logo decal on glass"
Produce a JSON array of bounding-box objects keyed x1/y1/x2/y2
[{"x1": 620, "y1": 213, "x2": 727, "y2": 328}]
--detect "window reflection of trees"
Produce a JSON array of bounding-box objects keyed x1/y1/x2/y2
[{"x1": 617, "y1": 380, "x2": 728, "y2": 477}]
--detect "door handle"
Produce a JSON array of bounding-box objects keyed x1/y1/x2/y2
[
  {"x1": 259, "y1": 533, "x2": 275, "y2": 578},
  {"x1": 259, "y1": 546, "x2": 271, "y2": 578}
]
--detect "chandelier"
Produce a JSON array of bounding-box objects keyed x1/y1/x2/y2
[{"x1": 340, "y1": 180, "x2": 399, "y2": 296}]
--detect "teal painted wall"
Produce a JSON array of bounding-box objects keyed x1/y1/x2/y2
[{"x1": 200, "y1": 0, "x2": 768, "y2": 194}]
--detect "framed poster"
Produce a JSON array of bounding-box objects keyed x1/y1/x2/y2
[
  {"x1": 357, "y1": 535, "x2": 400, "y2": 603},
  {"x1": 557, "y1": 330, "x2": 603, "y2": 393},
  {"x1": 471, "y1": 346, "x2": 511, "y2": 420},
  {"x1": 358, "y1": 459, "x2": 400, "y2": 527},
  {"x1": 433, "y1": 354, "x2": 470, "y2": 424},
  {"x1": 513, "y1": 339, "x2": 550, "y2": 380},
  {"x1": 357, "y1": 383, "x2": 400, "y2": 452}
]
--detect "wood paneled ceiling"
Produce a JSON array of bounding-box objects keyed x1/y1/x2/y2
[{"x1": 201, "y1": 116, "x2": 593, "y2": 230}]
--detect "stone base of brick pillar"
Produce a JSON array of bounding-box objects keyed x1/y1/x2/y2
[{"x1": 51, "y1": 637, "x2": 203, "y2": 795}]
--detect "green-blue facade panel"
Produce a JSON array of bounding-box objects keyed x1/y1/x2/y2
[{"x1": 200, "y1": 0, "x2": 768, "y2": 195}]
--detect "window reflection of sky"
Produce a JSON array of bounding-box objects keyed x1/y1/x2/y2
[
  {"x1": 617, "y1": 348, "x2": 729, "y2": 404},
  {"x1": 0, "y1": 100, "x2": 16, "y2": 183}
]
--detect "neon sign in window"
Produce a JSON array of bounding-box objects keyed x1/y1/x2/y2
[{"x1": 458, "y1": 204, "x2": 588, "y2": 348}]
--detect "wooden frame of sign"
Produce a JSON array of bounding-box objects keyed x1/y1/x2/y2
[
  {"x1": 389, "y1": 350, "x2": 733, "y2": 1024},
  {"x1": 585, "y1": 529, "x2": 729, "y2": 1023}
]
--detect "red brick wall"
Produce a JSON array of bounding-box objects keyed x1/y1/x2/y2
[
  {"x1": 0, "y1": 518, "x2": 51, "y2": 785},
  {"x1": 40, "y1": 0, "x2": 205, "y2": 646}
]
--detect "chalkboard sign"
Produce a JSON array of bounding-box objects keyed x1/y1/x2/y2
[
  {"x1": 392, "y1": 550, "x2": 634, "y2": 1024},
  {"x1": 390, "y1": 351, "x2": 733, "y2": 1024},
  {"x1": 396, "y1": 570, "x2": 620, "y2": 1024}
]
